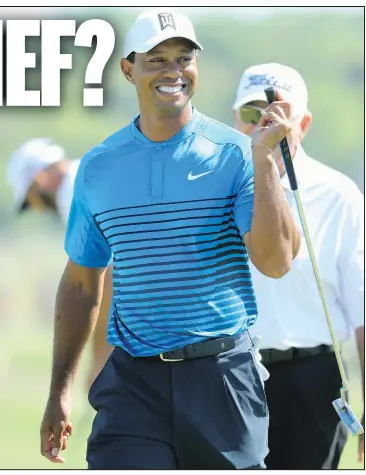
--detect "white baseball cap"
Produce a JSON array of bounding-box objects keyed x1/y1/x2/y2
[
  {"x1": 233, "y1": 63, "x2": 309, "y2": 117},
  {"x1": 6, "y1": 138, "x2": 66, "y2": 210},
  {"x1": 123, "y1": 8, "x2": 203, "y2": 58}
]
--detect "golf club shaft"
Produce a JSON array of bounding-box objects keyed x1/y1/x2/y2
[{"x1": 264, "y1": 87, "x2": 349, "y2": 397}]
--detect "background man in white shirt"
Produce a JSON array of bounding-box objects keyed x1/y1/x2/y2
[
  {"x1": 233, "y1": 63, "x2": 364, "y2": 469},
  {"x1": 6, "y1": 138, "x2": 113, "y2": 390}
]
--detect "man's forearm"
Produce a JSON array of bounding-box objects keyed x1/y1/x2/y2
[
  {"x1": 49, "y1": 265, "x2": 104, "y2": 398},
  {"x1": 247, "y1": 145, "x2": 301, "y2": 278}
]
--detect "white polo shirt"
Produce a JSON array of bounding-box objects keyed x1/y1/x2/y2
[
  {"x1": 56, "y1": 159, "x2": 80, "y2": 225},
  {"x1": 250, "y1": 146, "x2": 364, "y2": 350}
]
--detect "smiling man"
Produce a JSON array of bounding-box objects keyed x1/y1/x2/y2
[{"x1": 40, "y1": 9, "x2": 300, "y2": 470}]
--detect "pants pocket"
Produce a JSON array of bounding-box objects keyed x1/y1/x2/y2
[
  {"x1": 88, "y1": 348, "x2": 114, "y2": 408},
  {"x1": 216, "y1": 348, "x2": 270, "y2": 466},
  {"x1": 218, "y1": 348, "x2": 268, "y2": 419}
]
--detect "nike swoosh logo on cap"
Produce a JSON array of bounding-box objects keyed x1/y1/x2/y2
[{"x1": 188, "y1": 170, "x2": 214, "y2": 181}]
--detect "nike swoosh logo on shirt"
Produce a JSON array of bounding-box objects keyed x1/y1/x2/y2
[{"x1": 188, "y1": 170, "x2": 214, "y2": 181}]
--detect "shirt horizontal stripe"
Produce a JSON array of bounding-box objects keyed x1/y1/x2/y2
[{"x1": 95, "y1": 195, "x2": 236, "y2": 218}]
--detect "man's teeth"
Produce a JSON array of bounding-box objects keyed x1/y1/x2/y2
[{"x1": 157, "y1": 85, "x2": 184, "y2": 94}]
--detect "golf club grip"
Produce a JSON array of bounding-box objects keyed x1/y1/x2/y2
[{"x1": 264, "y1": 87, "x2": 298, "y2": 191}]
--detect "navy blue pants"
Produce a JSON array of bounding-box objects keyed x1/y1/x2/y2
[
  {"x1": 264, "y1": 353, "x2": 348, "y2": 469},
  {"x1": 87, "y1": 331, "x2": 269, "y2": 469}
]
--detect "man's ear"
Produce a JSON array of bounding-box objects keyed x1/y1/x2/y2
[
  {"x1": 120, "y1": 58, "x2": 135, "y2": 85},
  {"x1": 299, "y1": 112, "x2": 312, "y2": 140}
]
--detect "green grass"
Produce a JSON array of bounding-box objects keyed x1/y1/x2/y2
[
  {"x1": 0, "y1": 326, "x2": 364, "y2": 469},
  {"x1": 0, "y1": 329, "x2": 91, "y2": 469}
]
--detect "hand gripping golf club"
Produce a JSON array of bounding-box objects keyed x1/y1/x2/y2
[{"x1": 264, "y1": 87, "x2": 364, "y2": 437}]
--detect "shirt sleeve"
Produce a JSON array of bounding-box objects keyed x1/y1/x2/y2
[
  {"x1": 233, "y1": 144, "x2": 255, "y2": 237},
  {"x1": 337, "y1": 181, "x2": 364, "y2": 330},
  {"x1": 64, "y1": 155, "x2": 112, "y2": 268}
]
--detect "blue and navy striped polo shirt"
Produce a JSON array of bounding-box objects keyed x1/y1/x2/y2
[{"x1": 65, "y1": 108, "x2": 258, "y2": 356}]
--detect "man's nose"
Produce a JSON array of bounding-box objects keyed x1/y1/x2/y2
[{"x1": 162, "y1": 61, "x2": 183, "y2": 79}]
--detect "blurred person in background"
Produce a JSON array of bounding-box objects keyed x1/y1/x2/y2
[
  {"x1": 233, "y1": 63, "x2": 365, "y2": 469},
  {"x1": 38, "y1": 8, "x2": 302, "y2": 470},
  {"x1": 6, "y1": 138, "x2": 113, "y2": 390}
]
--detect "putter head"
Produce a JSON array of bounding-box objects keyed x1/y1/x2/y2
[{"x1": 332, "y1": 398, "x2": 364, "y2": 436}]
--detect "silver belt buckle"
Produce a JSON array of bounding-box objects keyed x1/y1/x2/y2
[{"x1": 159, "y1": 353, "x2": 184, "y2": 362}]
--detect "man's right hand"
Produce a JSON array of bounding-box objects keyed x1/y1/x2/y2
[{"x1": 40, "y1": 396, "x2": 73, "y2": 464}]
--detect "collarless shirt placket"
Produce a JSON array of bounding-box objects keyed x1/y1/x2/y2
[{"x1": 151, "y1": 145, "x2": 164, "y2": 204}]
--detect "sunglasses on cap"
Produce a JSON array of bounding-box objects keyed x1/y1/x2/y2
[{"x1": 238, "y1": 105, "x2": 265, "y2": 124}]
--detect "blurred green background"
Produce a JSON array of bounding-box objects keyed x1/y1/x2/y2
[{"x1": 0, "y1": 6, "x2": 364, "y2": 469}]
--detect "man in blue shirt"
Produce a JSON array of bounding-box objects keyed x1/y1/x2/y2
[{"x1": 40, "y1": 8, "x2": 301, "y2": 470}]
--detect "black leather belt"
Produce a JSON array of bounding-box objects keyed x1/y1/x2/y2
[
  {"x1": 261, "y1": 345, "x2": 334, "y2": 365},
  {"x1": 139, "y1": 333, "x2": 245, "y2": 362}
]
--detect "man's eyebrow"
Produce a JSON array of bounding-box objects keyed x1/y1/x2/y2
[
  {"x1": 144, "y1": 49, "x2": 164, "y2": 56},
  {"x1": 144, "y1": 47, "x2": 195, "y2": 57}
]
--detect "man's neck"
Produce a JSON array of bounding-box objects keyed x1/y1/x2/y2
[{"x1": 137, "y1": 104, "x2": 193, "y2": 142}]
